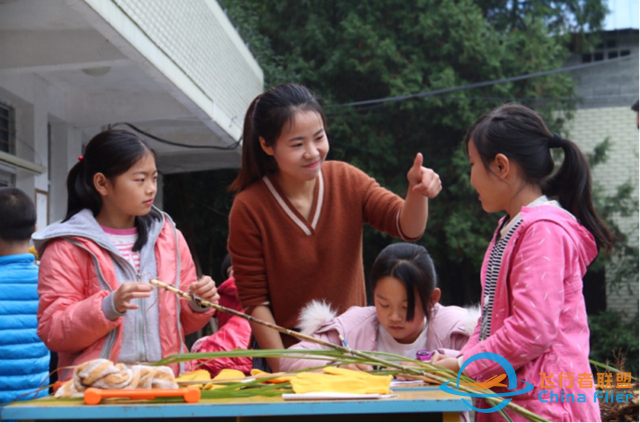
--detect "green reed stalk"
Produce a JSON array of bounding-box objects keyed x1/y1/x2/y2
[{"x1": 151, "y1": 279, "x2": 548, "y2": 422}]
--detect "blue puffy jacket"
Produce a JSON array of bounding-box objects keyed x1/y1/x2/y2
[{"x1": 0, "y1": 253, "x2": 49, "y2": 403}]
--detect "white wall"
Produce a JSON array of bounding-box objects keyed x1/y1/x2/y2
[
  {"x1": 0, "y1": 73, "x2": 91, "y2": 227},
  {"x1": 565, "y1": 106, "x2": 639, "y2": 317}
]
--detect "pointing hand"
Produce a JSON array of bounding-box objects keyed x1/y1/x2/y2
[{"x1": 406, "y1": 153, "x2": 442, "y2": 199}]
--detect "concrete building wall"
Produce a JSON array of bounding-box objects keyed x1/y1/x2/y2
[
  {"x1": 111, "y1": 0, "x2": 263, "y2": 119},
  {"x1": 0, "y1": 0, "x2": 263, "y2": 229},
  {"x1": 564, "y1": 29, "x2": 639, "y2": 317},
  {"x1": 567, "y1": 29, "x2": 639, "y2": 109},
  {"x1": 0, "y1": 73, "x2": 99, "y2": 226},
  {"x1": 565, "y1": 106, "x2": 638, "y2": 317},
  {"x1": 83, "y1": 0, "x2": 263, "y2": 141}
]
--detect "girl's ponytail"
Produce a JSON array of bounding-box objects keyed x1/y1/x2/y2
[
  {"x1": 64, "y1": 158, "x2": 102, "y2": 222},
  {"x1": 546, "y1": 136, "x2": 614, "y2": 252},
  {"x1": 63, "y1": 130, "x2": 158, "y2": 251},
  {"x1": 466, "y1": 104, "x2": 614, "y2": 254}
]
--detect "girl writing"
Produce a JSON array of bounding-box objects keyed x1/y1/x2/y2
[
  {"x1": 228, "y1": 83, "x2": 442, "y2": 371},
  {"x1": 280, "y1": 243, "x2": 479, "y2": 373},
  {"x1": 432, "y1": 104, "x2": 613, "y2": 422},
  {"x1": 34, "y1": 129, "x2": 219, "y2": 380}
]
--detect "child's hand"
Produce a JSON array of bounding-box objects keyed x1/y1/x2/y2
[
  {"x1": 189, "y1": 275, "x2": 220, "y2": 304},
  {"x1": 430, "y1": 353, "x2": 461, "y2": 373},
  {"x1": 406, "y1": 153, "x2": 442, "y2": 199},
  {"x1": 339, "y1": 363, "x2": 373, "y2": 372},
  {"x1": 113, "y1": 282, "x2": 154, "y2": 313},
  {"x1": 392, "y1": 361, "x2": 420, "y2": 381}
]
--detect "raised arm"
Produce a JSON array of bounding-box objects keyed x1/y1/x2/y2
[{"x1": 399, "y1": 153, "x2": 442, "y2": 239}]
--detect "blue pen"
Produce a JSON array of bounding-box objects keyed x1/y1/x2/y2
[{"x1": 338, "y1": 334, "x2": 351, "y2": 350}]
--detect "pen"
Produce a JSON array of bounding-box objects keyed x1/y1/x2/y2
[{"x1": 338, "y1": 334, "x2": 351, "y2": 351}]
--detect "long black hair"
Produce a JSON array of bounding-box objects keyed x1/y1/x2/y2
[
  {"x1": 464, "y1": 103, "x2": 614, "y2": 253},
  {"x1": 64, "y1": 129, "x2": 159, "y2": 251},
  {"x1": 229, "y1": 83, "x2": 327, "y2": 192},
  {"x1": 370, "y1": 243, "x2": 438, "y2": 322}
]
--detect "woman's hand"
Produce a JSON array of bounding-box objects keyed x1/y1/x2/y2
[
  {"x1": 400, "y1": 153, "x2": 442, "y2": 238},
  {"x1": 406, "y1": 153, "x2": 442, "y2": 199},
  {"x1": 189, "y1": 275, "x2": 220, "y2": 304},
  {"x1": 113, "y1": 282, "x2": 154, "y2": 313},
  {"x1": 431, "y1": 353, "x2": 461, "y2": 373}
]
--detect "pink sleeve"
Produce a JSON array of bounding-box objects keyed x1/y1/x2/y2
[
  {"x1": 279, "y1": 331, "x2": 341, "y2": 372},
  {"x1": 192, "y1": 316, "x2": 253, "y2": 377},
  {"x1": 37, "y1": 240, "x2": 121, "y2": 353},
  {"x1": 176, "y1": 229, "x2": 215, "y2": 334},
  {"x1": 462, "y1": 223, "x2": 569, "y2": 380},
  {"x1": 459, "y1": 315, "x2": 482, "y2": 358},
  {"x1": 449, "y1": 332, "x2": 472, "y2": 352}
]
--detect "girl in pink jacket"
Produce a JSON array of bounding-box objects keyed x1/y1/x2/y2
[
  {"x1": 280, "y1": 243, "x2": 479, "y2": 373},
  {"x1": 432, "y1": 104, "x2": 614, "y2": 422},
  {"x1": 34, "y1": 130, "x2": 220, "y2": 381}
]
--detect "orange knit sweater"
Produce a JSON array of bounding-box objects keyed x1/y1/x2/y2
[{"x1": 228, "y1": 161, "x2": 417, "y2": 346}]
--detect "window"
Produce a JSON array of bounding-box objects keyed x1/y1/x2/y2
[
  {"x1": 0, "y1": 102, "x2": 16, "y2": 187},
  {"x1": 0, "y1": 102, "x2": 15, "y2": 155},
  {"x1": 0, "y1": 163, "x2": 15, "y2": 187},
  {"x1": 579, "y1": 32, "x2": 633, "y2": 64}
]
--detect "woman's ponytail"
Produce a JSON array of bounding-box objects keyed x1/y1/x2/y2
[
  {"x1": 546, "y1": 136, "x2": 614, "y2": 252},
  {"x1": 229, "y1": 83, "x2": 327, "y2": 193},
  {"x1": 229, "y1": 96, "x2": 275, "y2": 193}
]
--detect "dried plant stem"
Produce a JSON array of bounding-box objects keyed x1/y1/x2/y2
[{"x1": 151, "y1": 278, "x2": 547, "y2": 422}]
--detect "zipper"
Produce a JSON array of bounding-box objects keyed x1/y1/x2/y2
[
  {"x1": 64, "y1": 235, "x2": 156, "y2": 363},
  {"x1": 97, "y1": 222, "x2": 161, "y2": 363},
  {"x1": 52, "y1": 211, "x2": 166, "y2": 363},
  {"x1": 167, "y1": 216, "x2": 185, "y2": 375},
  {"x1": 132, "y1": 223, "x2": 163, "y2": 363},
  {"x1": 108, "y1": 242, "x2": 153, "y2": 363},
  {"x1": 137, "y1": 271, "x2": 147, "y2": 362}
]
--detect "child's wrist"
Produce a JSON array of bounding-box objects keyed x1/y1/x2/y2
[{"x1": 102, "y1": 293, "x2": 125, "y2": 321}]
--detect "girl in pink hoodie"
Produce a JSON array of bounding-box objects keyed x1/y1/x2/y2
[
  {"x1": 432, "y1": 104, "x2": 614, "y2": 422},
  {"x1": 280, "y1": 243, "x2": 479, "y2": 373},
  {"x1": 35, "y1": 130, "x2": 220, "y2": 380}
]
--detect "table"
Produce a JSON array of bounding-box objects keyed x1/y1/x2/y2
[{"x1": 0, "y1": 386, "x2": 470, "y2": 422}]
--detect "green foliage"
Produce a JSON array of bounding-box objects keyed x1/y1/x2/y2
[
  {"x1": 167, "y1": 0, "x2": 613, "y2": 308},
  {"x1": 587, "y1": 138, "x2": 639, "y2": 292},
  {"x1": 219, "y1": 0, "x2": 603, "y2": 305},
  {"x1": 163, "y1": 169, "x2": 238, "y2": 281},
  {"x1": 588, "y1": 310, "x2": 639, "y2": 377}
]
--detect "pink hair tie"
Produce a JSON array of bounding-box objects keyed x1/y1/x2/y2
[{"x1": 78, "y1": 155, "x2": 84, "y2": 162}]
